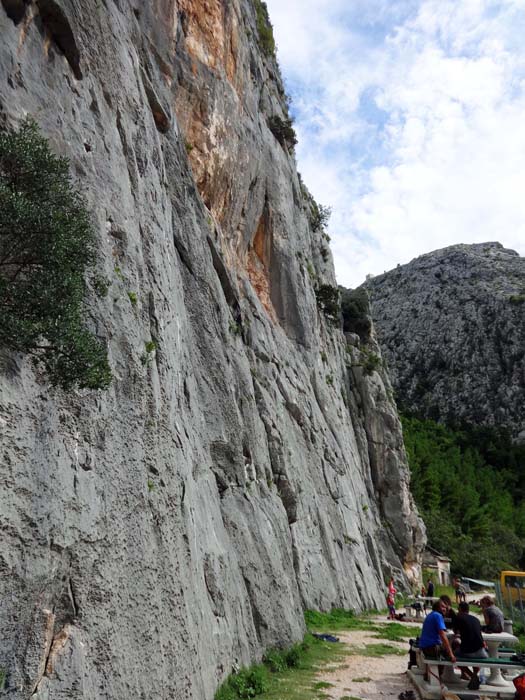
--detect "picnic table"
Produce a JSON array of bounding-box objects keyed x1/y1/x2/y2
[
  {"x1": 438, "y1": 630, "x2": 519, "y2": 687},
  {"x1": 481, "y1": 631, "x2": 520, "y2": 685}
]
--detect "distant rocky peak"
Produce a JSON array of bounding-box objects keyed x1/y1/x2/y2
[{"x1": 365, "y1": 242, "x2": 525, "y2": 441}]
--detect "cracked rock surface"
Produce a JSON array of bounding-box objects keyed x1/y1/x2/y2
[
  {"x1": 0, "y1": 1, "x2": 424, "y2": 697},
  {"x1": 366, "y1": 242, "x2": 525, "y2": 440}
]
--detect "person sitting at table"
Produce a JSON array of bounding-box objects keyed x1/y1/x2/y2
[
  {"x1": 439, "y1": 594, "x2": 457, "y2": 628},
  {"x1": 478, "y1": 596, "x2": 504, "y2": 633},
  {"x1": 453, "y1": 601, "x2": 488, "y2": 690},
  {"x1": 419, "y1": 599, "x2": 456, "y2": 682}
]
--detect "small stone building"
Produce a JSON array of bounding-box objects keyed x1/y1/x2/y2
[{"x1": 423, "y1": 546, "x2": 451, "y2": 586}]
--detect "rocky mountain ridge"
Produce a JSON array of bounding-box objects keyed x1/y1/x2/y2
[
  {"x1": 365, "y1": 242, "x2": 525, "y2": 441},
  {"x1": 0, "y1": 1, "x2": 424, "y2": 698}
]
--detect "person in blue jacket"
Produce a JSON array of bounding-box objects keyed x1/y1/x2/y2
[{"x1": 420, "y1": 599, "x2": 456, "y2": 682}]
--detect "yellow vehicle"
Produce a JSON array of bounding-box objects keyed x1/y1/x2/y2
[{"x1": 500, "y1": 571, "x2": 525, "y2": 606}]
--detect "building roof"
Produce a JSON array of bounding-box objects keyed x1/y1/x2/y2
[{"x1": 424, "y1": 545, "x2": 451, "y2": 562}]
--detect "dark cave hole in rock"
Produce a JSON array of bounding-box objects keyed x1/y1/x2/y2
[
  {"x1": 1, "y1": 0, "x2": 30, "y2": 25},
  {"x1": 36, "y1": 0, "x2": 83, "y2": 80}
]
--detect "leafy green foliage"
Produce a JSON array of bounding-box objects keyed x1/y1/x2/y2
[
  {"x1": 315, "y1": 284, "x2": 341, "y2": 323},
  {"x1": 340, "y1": 288, "x2": 372, "y2": 339},
  {"x1": 306, "y1": 261, "x2": 316, "y2": 280},
  {"x1": 215, "y1": 665, "x2": 269, "y2": 700},
  {"x1": 0, "y1": 119, "x2": 111, "y2": 389},
  {"x1": 267, "y1": 115, "x2": 297, "y2": 149},
  {"x1": 309, "y1": 202, "x2": 331, "y2": 233},
  {"x1": 263, "y1": 644, "x2": 303, "y2": 673},
  {"x1": 218, "y1": 612, "x2": 413, "y2": 700},
  {"x1": 509, "y1": 294, "x2": 525, "y2": 304},
  {"x1": 253, "y1": 0, "x2": 275, "y2": 57},
  {"x1": 402, "y1": 415, "x2": 525, "y2": 577},
  {"x1": 360, "y1": 348, "x2": 382, "y2": 375},
  {"x1": 216, "y1": 632, "x2": 349, "y2": 700}
]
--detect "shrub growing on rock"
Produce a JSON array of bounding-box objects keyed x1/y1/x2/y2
[
  {"x1": 267, "y1": 115, "x2": 297, "y2": 150},
  {"x1": 315, "y1": 284, "x2": 341, "y2": 323},
  {"x1": 0, "y1": 118, "x2": 111, "y2": 389},
  {"x1": 253, "y1": 0, "x2": 275, "y2": 57},
  {"x1": 341, "y1": 287, "x2": 372, "y2": 339}
]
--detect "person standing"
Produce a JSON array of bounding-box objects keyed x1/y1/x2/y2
[
  {"x1": 419, "y1": 599, "x2": 456, "y2": 682},
  {"x1": 426, "y1": 578, "x2": 434, "y2": 597},
  {"x1": 387, "y1": 577, "x2": 397, "y2": 620},
  {"x1": 453, "y1": 577, "x2": 467, "y2": 603}
]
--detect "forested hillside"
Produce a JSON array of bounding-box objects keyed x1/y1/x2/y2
[{"x1": 402, "y1": 415, "x2": 525, "y2": 578}]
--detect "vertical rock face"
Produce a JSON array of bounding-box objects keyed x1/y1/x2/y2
[
  {"x1": 0, "y1": 1, "x2": 424, "y2": 698},
  {"x1": 365, "y1": 243, "x2": 525, "y2": 441}
]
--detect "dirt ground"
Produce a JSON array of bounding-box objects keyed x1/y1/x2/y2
[{"x1": 313, "y1": 617, "x2": 421, "y2": 700}]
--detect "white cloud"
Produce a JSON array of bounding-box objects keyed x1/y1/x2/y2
[{"x1": 265, "y1": 0, "x2": 525, "y2": 287}]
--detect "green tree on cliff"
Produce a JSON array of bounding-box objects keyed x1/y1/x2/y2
[{"x1": 0, "y1": 118, "x2": 111, "y2": 389}]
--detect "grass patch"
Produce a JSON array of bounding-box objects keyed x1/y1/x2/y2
[
  {"x1": 341, "y1": 697, "x2": 362, "y2": 700},
  {"x1": 352, "y1": 677, "x2": 372, "y2": 683},
  {"x1": 359, "y1": 643, "x2": 405, "y2": 657},
  {"x1": 216, "y1": 634, "x2": 348, "y2": 700},
  {"x1": 305, "y1": 608, "x2": 375, "y2": 632},
  {"x1": 217, "y1": 610, "x2": 414, "y2": 700},
  {"x1": 372, "y1": 623, "x2": 414, "y2": 641},
  {"x1": 305, "y1": 608, "x2": 414, "y2": 643},
  {"x1": 215, "y1": 665, "x2": 268, "y2": 700}
]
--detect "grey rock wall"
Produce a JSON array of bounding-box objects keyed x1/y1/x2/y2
[
  {"x1": 365, "y1": 242, "x2": 525, "y2": 440},
  {"x1": 0, "y1": 1, "x2": 424, "y2": 697}
]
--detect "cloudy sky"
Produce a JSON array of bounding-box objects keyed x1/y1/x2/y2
[{"x1": 264, "y1": 0, "x2": 525, "y2": 288}]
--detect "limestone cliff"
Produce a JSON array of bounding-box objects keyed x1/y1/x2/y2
[
  {"x1": 365, "y1": 243, "x2": 525, "y2": 441},
  {"x1": 0, "y1": 1, "x2": 424, "y2": 698}
]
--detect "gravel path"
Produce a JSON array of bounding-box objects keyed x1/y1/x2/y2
[{"x1": 313, "y1": 618, "x2": 421, "y2": 700}]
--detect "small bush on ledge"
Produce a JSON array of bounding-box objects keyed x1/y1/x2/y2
[
  {"x1": 361, "y1": 348, "x2": 382, "y2": 375},
  {"x1": 309, "y1": 201, "x2": 331, "y2": 233},
  {"x1": 341, "y1": 287, "x2": 372, "y2": 339},
  {"x1": 315, "y1": 284, "x2": 341, "y2": 323},
  {"x1": 267, "y1": 115, "x2": 298, "y2": 150},
  {"x1": 253, "y1": 0, "x2": 275, "y2": 57},
  {"x1": 0, "y1": 119, "x2": 111, "y2": 390}
]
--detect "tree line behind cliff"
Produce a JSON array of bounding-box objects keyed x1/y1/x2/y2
[{"x1": 402, "y1": 415, "x2": 525, "y2": 578}]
